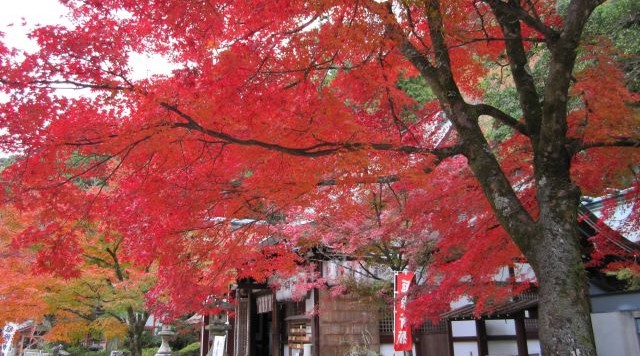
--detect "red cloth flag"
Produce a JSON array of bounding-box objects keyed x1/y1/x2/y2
[{"x1": 394, "y1": 272, "x2": 414, "y2": 351}]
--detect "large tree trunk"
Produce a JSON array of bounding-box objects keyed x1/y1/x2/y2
[
  {"x1": 457, "y1": 120, "x2": 599, "y2": 355},
  {"x1": 530, "y1": 184, "x2": 596, "y2": 355},
  {"x1": 525, "y1": 132, "x2": 597, "y2": 355},
  {"x1": 462, "y1": 120, "x2": 599, "y2": 355},
  {"x1": 531, "y1": 226, "x2": 596, "y2": 356}
]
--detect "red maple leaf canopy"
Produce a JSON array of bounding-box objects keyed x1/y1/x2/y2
[{"x1": 1, "y1": 3, "x2": 639, "y2": 353}]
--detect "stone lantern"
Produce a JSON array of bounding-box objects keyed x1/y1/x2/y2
[
  {"x1": 155, "y1": 324, "x2": 176, "y2": 356},
  {"x1": 206, "y1": 311, "x2": 231, "y2": 337},
  {"x1": 204, "y1": 300, "x2": 233, "y2": 356}
]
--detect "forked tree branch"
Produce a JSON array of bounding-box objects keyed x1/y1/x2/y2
[
  {"x1": 474, "y1": 104, "x2": 529, "y2": 135},
  {"x1": 482, "y1": 0, "x2": 560, "y2": 45},
  {"x1": 163, "y1": 101, "x2": 462, "y2": 159},
  {"x1": 486, "y1": 1, "x2": 543, "y2": 139},
  {"x1": 368, "y1": 0, "x2": 540, "y2": 251}
]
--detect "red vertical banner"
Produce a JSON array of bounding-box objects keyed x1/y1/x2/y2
[{"x1": 394, "y1": 271, "x2": 414, "y2": 351}]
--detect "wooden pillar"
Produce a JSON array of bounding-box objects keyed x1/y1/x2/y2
[
  {"x1": 414, "y1": 327, "x2": 422, "y2": 356},
  {"x1": 248, "y1": 289, "x2": 255, "y2": 356},
  {"x1": 17, "y1": 333, "x2": 25, "y2": 355},
  {"x1": 272, "y1": 295, "x2": 281, "y2": 356},
  {"x1": 446, "y1": 320, "x2": 454, "y2": 356},
  {"x1": 475, "y1": 319, "x2": 488, "y2": 356},
  {"x1": 200, "y1": 314, "x2": 210, "y2": 356},
  {"x1": 312, "y1": 288, "x2": 320, "y2": 356},
  {"x1": 515, "y1": 313, "x2": 529, "y2": 356},
  {"x1": 227, "y1": 312, "x2": 235, "y2": 356}
]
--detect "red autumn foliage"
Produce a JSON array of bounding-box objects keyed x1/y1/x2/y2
[{"x1": 1, "y1": 1, "x2": 639, "y2": 353}]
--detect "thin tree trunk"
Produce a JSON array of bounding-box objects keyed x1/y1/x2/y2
[
  {"x1": 129, "y1": 332, "x2": 141, "y2": 356},
  {"x1": 126, "y1": 308, "x2": 148, "y2": 356},
  {"x1": 127, "y1": 326, "x2": 142, "y2": 356}
]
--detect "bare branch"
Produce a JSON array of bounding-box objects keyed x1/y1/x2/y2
[
  {"x1": 568, "y1": 137, "x2": 640, "y2": 155},
  {"x1": 0, "y1": 78, "x2": 133, "y2": 91},
  {"x1": 474, "y1": 103, "x2": 529, "y2": 136},
  {"x1": 58, "y1": 307, "x2": 96, "y2": 321},
  {"x1": 486, "y1": 0, "x2": 543, "y2": 138},
  {"x1": 482, "y1": 0, "x2": 560, "y2": 45},
  {"x1": 163, "y1": 101, "x2": 463, "y2": 159}
]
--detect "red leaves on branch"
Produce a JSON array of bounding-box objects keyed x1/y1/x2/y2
[{"x1": 0, "y1": 0, "x2": 638, "y2": 323}]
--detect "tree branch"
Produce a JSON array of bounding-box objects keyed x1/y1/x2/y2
[
  {"x1": 385, "y1": 0, "x2": 539, "y2": 252},
  {"x1": 486, "y1": 0, "x2": 543, "y2": 138},
  {"x1": 0, "y1": 78, "x2": 132, "y2": 91},
  {"x1": 482, "y1": 0, "x2": 560, "y2": 45},
  {"x1": 474, "y1": 103, "x2": 529, "y2": 135},
  {"x1": 164, "y1": 101, "x2": 462, "y2": 159},
  {"x1": 568, "y1": 137, "x2": 640, "y2": 155},
  {"x1": 82, "y1": 254, "x2": 113, "y2": 268},
  {"x1": 58, "y1": 307, "x2": 96, "y2": 321},
  {"x1": 538, "y1": 0, "x2": 604, "y2": 168}
]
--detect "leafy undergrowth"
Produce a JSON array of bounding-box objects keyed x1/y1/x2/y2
[
  {"x1": 176, "y1": 342, "x2": 200, "y2": 356},
  {"x1": 141, "y1": 342, "x2": 200, "y2": 356}
]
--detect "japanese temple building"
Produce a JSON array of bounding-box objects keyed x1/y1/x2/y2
[{"x1": 199, "y1": 196, "x2": 640, "y2": 356}]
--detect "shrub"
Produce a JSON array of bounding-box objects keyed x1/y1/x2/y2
[
  {"x1": 175, "y1": 342, "x2": 200, "y2": 356},
  {"x1": 141, "y1": 347, "x2": 157, "y2": 356}
]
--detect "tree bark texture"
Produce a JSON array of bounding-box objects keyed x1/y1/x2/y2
[{"x1": 531, "y1": 199, "x2": 596, "y2": 356}]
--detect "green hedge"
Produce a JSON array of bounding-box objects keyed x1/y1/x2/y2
[
  {"x1": 63, "y1": 345, "x2": 109, "y2": 356},
  {"x1": 176, "y1": 342, "x2": 200, "y2": 356},
  {"x1": 141, "y1": 342, "x2": 200, "y2": 356},
  {"x1": 142, "y1": 348, "x2": 157, "y2": 356}
]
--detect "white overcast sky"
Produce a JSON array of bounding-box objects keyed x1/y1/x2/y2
[
  {"x1": 0, "y1": 0, "x2": 175, "y2": 158},
  {"x1": 0, "y1": 0, "x2": 69, "y2": 51},
  {"x1": 0, "y1": 0, "x2": 175, "y2": 79}
]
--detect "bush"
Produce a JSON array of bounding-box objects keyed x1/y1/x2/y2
[
  {"x1": 142, "y1": 347, "x2": 157, "y2": 356},
  {"x1": 139, "y1": 330, "x2": 162, "y2": 349},
  {"x1": 175, "y1": 342, "x2": 200, "y2": 356},
  {"x1": 64, "y1": 345, "x2": 109, "y2": 356},
  {"x1": 140, "y1": 341, "x2": 200, "y2": 356}
]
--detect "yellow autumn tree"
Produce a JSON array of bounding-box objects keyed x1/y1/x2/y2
[{"x1": 0, "y1": 206, "x2": 155, "y2": 355}]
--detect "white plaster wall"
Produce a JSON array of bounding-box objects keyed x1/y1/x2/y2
[
  {"x1": 305, "y1": 294, "x2": 314, "y2": 313},
  {"x1": 592, "y1": 311, "x2": 640, "y2": 356},
  {"x1": 452, "y1": 320, "x2": 477, "y2": 337},
  {"x1": 322, "y1": 261, "x2": 339, "y2": 285},
  {"x1": 514, "y1": 263, "x2": 536, "y2": 283},
  {"x1": 284, "y1": 344, "x2": 310, "y2": 356},
  {"x1": 451, "y1": 297, "x2": 473, "y2": 309},
  {"x1": 274, "y1": 276, "x2": 296, "y2": 301},
  {"x1": 492, "y1": 266, "x2": 511, "y2": 282},
  {"x1": 485, "y1": 319, "x2": 516, "y2": 336},
  {"x1": 453, "y1": 341, "x2": 478, "y2": 356},
  {"x1": 527, "y1": 339, "x2": 541, "y2": 355},
  {"x1": 487, "y1": 340, "x2": 517, "y2": 355}
]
